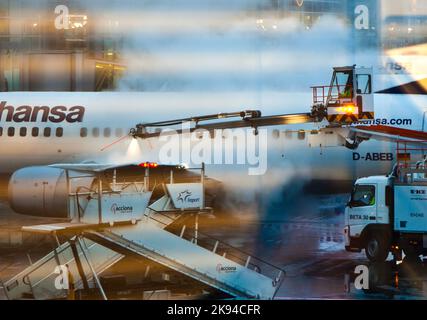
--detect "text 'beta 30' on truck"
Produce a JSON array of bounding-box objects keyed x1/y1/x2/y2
[{"x1": 345, "y1": 142, "x2": 427, "y2": 262}]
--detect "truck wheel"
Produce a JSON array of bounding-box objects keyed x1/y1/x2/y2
[{"x1": 365, "y1": 233, "x2": 389, "y2": 262}]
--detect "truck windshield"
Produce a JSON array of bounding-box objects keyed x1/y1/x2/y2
[
  {"x1": 351, "y1": 184, "x2": 375, "y2": 207},
  {"x1": 331, "y1": 70, "x2": 353, "y2": 99}
]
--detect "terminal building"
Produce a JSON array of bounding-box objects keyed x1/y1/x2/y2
[
  {"x1": 267, "y1": 0, "x2": 381, "y2": 49},
  {"x1": 0, "y1": 0, "x2": 424, "y2": 92},
  {"x1": 0, "y1": 0, "x2": 124, "y2": 92}
]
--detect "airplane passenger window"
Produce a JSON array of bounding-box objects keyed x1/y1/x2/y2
[
  {"x1": 20, "y1": 127, "x2": 27, "y2": 137},
  {"x1": 115, "y1": 128, "x2": 123, "y2": 137},
  {"x1": 80, "y1": 127, "x2": 88, "y2": 137},
  {"x1": 32, "y1": 127, "x2": 39, "y2": 137},
  {"x1": 44, "y1": 127, "x2": 51, "y2": 137},
  {"x1": 104, "y1": 128, "x2": 111, "y2": 137},
  {"x1": 56, "y1": 127, "x2": 63, "y2": 137},
  {"x1": 7, "y1": 127, "x2": 14, "y2": 137},
  {"x1": 93, "y1": 127, "x2": 100, "y2": 137}
]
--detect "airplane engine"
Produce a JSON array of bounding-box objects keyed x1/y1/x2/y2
[{"x1": 8, "y1": 166, "x2": 94, "y2": 217}]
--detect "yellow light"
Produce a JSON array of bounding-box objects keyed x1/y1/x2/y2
[{"x1": 337, "y1": 104, "x2": 355, "y2": 114}]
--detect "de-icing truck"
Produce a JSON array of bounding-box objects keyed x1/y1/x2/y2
[{"x1": 344, "y1": 142, "x2": 427, "y2": 262}]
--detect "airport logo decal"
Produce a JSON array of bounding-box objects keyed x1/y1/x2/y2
[
  {"x1": 216, "y1": 263, "x2": 237, "y2": 273},
  {"x1": 176, "y1": 190, "x2": 200, "y2": 205},
  {"x1": 111, "y1": 203, "x2": 133, "y2": 215},
  {"x1": 0, "y1": 101, "x2": 85, "y2": 123}
]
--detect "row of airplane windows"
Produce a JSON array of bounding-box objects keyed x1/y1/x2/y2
[
  {"x1": 0, "y1": 127, "x2": 126, "y2": 138},
  {"x1": 0, "y1": 127, "x2": 306, "y2": 139}
]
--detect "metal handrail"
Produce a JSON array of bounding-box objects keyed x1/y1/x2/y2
[
  {"x1": 98, "y1": 229, "x2": 284, "y2": 297},
  {"x1": 396, "y1": 140, "x2": 427, "y2": 167},
  {"x1": 11, "y1": 241, "x2": 73, "y2": 287},
  {"x1": 0, "y1": 279, "x2": 9, "y2": 300},
  {"x1": 311, "y1": 84, "x2": 353, "y2": 105},
  {"x1": 145, "y1": 207, "x2": 286, "y2": 279}
]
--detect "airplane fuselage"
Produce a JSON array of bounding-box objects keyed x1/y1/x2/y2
[{"x1": 0, "y1": 91, "x2": 425, "y2": 202}]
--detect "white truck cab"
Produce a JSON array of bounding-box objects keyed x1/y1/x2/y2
[
  {"x1": 344, "y1": 175, "x2": 393, "y2": 261},
  {"x1": 345, "y1": 164, "x2": 427, "y2": 262}
]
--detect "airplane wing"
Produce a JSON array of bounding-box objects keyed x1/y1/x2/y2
[
  {"x1": 48, "y1": 161, "x2": 176, "y2": 172},
  {"x1": 349, "y1": 125, "x2": 427, "y2": 146},
  {"x1": 49, "y1": 162, "x2": 141, "y2": 172}
]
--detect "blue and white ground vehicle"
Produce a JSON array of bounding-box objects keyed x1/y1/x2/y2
[{"x1": 345, "y1": 143, "x2": 427, "y2": 262}]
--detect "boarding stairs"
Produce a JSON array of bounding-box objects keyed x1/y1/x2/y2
[
  {"x1": 2, "y1": 165, "x2": 285, "y2": 300},
  {"x1": 3, "y1": 210, "x2": 284, "y2": 300},
  {"x1": 87, "y1": 215, "x2": 285, "y2": 299},
  {"x1": 2, "y1": 235, "x2": 123, "y2": 300}
]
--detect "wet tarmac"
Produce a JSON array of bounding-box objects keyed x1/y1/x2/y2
[{"x1": 1, "y1": 188, "x2": 427, "y2": 300}]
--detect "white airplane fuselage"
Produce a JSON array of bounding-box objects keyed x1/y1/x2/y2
[{"x1": 0, "y1": 89, "x2": 425, "y2": 204}]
